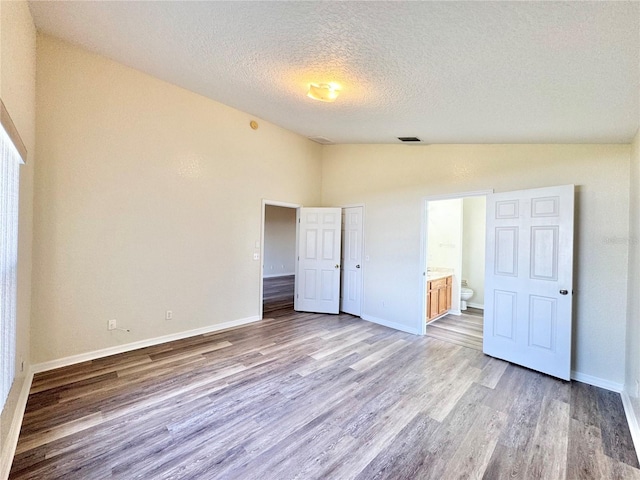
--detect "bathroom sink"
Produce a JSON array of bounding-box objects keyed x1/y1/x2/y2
[{"x1": 426, "y1": 268, "x2": 454, "y2": 281}]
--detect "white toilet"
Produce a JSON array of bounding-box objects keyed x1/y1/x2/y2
[{"x1": 460, "y1": 287, "x2": 474, "y2": 311}]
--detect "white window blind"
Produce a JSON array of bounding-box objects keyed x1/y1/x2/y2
[{"x1": 0, "y1": 124, "x2": 21, "y2": 411}]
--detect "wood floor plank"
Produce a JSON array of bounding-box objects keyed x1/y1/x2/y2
[
  {"x1": 482, "y1": 443, "x2": 521, "y2": 480},
  {"x1": 427, "y1": 310, "x2": 484, "y2": 351},
  {"x1": 440, "y1": 405, "x2": 507, "y2": 479},
  {"x1": 310, "y1": 329, "x2": 376, "y2": 360},
  {"x1": 348, "y1": 338, "x2": 409, "y2": 372},
  {"x1": 477, "y1": 357, "x2": 509, "y2": 389},
  {"x1": 596, "y1": 387, "x2": 640, "y2": 467},
  {"x1": 415, "y1": 383, "x2": 491, "y2": 480},
  {"x1": 498, "y1": 369, "x2": 549, "y2": 450},
  {"x1": 9, "y1": 306, "x2": 640, "y2": 479},
  {"x1": 606, "y1": 455, "x2": 640, "y2": 480},
  {"x1": 420, "y1": 360, "x2": 483, "y2": 422},
  {"x1": 14, "y1": 412, "x2": 105, "y2": 456},
  {"x1": 566, "y1": 419, "x2": 610, "y2": 480},
  {"x1": 324, "y1": 401, "x2": 424, "y2": 480},
  {"x1": 354, "y1": 411, "x2": 441, "y2": 479},
  {"x1": 524, "y1": 398, "x2": 570, "y2": 480},
  {"x1": 227, "y1": 410, "x2": 347, "y2": 480},
  {"x1": 482, "y1": 364, "x2": 528, "y2": 413}
]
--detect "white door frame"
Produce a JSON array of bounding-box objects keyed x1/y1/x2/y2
[
  {"x1": 420, "y1": 190, "x2": 493, "y2": 335},
  {"x1": 340, "y1": 203, "x2": 366, "y2": 316},
  {"x1": 260, "y1": 199, "x2": 301, "y2": 320}
]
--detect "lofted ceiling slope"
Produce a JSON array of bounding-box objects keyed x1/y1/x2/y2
[{"x1": 28, "y1": 1, "x2": 639, "y2": 144}]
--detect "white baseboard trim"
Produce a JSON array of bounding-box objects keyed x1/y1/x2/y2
[
  {"x1": 571, "y1": 370, "x2": 624, "y2": 393},
  {"x1": 466, "y1": 302, "x2": 484, "y2": 310},
  {"x1": 360, "y1": 314, "x2": 421, "y2": 336},
  {"x1": 426, "y1": 312, "x2": 448, "y2": 324},
  {"x1": 263, "y1": 273, "x2": 295, "y2": 279},
  {"x1": 621, "y1": 391, "x2": 640, "y2": 463},
  {"x1": 1, "y1": 370, "x2": 34, "y2": 480},
  {"x1": 32, "y1": 315, "x2": 261, "y2": 374}
]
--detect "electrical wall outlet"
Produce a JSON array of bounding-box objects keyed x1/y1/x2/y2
[
  {"x1": 108, "y1": 319, "x2": 117, "y2": 330},
  {"x1": 165, "y1": 310, "x2": 173, "y2": 320}
]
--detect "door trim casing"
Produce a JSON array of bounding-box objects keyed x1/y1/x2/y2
[
  {"x1": 420, "y1": 190, "x2": 494, "y2": 335},
  {"x1": 340, "y1": 204, "x2": 366, "y2": 316}
]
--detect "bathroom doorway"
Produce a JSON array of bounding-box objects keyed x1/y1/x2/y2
[{"x1": 422, "y1": 192, "x2": 488, "y2": 350}]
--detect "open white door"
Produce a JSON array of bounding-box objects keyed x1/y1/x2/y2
[
  {"x1": 341, "y1": 207, "x2": 363, "y2": 316},
  {"x1": 484, "y1": 185, "x2": 574, "y2": 380},
  {"x1": 295, "y1": 207, "x2": 342, "y2": 314}
]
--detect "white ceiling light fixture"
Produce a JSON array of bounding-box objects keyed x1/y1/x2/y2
[{"x1": 307, "y1": 83, "x2": 340, "y2": 102}]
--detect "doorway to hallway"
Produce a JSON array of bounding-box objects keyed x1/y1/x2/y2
[{"x1": 261, "y1": 202, "x2": 298, "y2": 317}]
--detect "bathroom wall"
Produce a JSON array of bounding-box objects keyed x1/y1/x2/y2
[
  {"x1": 263, "y1": 205, "x2": 296, "y2": 278},
  {"x1": 427, "y1": 198, "x2": 462, "y2": 313},
  {"x1": 462, "y1": 196, "x2": 486, "y2": 309}
]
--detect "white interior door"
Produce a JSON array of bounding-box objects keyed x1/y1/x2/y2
[
  {"x1": 484, "y1": 185, "x2": 574, "y2": 380},
  {"x1": 295, "y1": 207, "x2": 342, "y2": 314},
  {"x1": 341, "y1": 206, "x2": 363, "y2": 316}
]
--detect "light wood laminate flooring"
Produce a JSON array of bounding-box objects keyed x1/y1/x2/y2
[
  {"x1": 427, "y1": 307, "x2": 484, "y2": 351},
  {"x1": 263, "y1": 275, "x2": 294, "y2": 313},
  {"x1": 10, "y1": 307, "x2": 640, "y2": 479}
]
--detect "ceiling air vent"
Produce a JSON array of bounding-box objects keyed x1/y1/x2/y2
[
  {"x1": 397, "y1": 137, "x2": 421, "y2": 143},
  {"x1": 308, "y1": 136, "x2": 334, "y2": 145}
]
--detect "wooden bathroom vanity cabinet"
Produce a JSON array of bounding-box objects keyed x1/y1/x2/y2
[{"x1": 427, "y1": 275, "x2": 452, "y2": 321}]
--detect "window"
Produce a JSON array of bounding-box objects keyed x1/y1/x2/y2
[{"x1": 0, "y1": 120, "x2": 22, "y2": 411}]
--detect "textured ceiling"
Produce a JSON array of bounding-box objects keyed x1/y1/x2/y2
[{"x1": 29, "y1": 1, "x2": 639, "y2": 144}]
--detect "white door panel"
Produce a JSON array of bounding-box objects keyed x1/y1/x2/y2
[
  {"x1": 341, "y1": 207, "x2": 363, "y2": 315},
  {"x1": 484, "y1": 185, "x2": 574, "y2": 380},
  {"x1": 295, "y1": 207, "x2": 342, "y2": 314}
]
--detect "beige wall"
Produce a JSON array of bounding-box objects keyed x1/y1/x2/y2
[
  {"x1": 33, "y1": 35, "x2": 322, "y2": 363},
  {"x1": 264, "y1": 205, "x2": 296, "y2": 277},
  {"x1": 626, "y1": 128, "x2": 640, "y2": 411},
  {"x1": 0, "y1": 0, "x2": 36, "y2": 471},
  {"x1": 0, "y1": 10, "x2": 636, "y2": 472},
  {"x1": 18, "y1": 18, "x2": 640, "y2": 391},
  {"x1": 321, "y1": 143, "x2": 630, "y2": 385}
]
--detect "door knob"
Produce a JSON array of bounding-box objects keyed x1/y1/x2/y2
[
  {"x1": 356, "y1": 265, "x2": 361, "y2": 269},
  {"x1": 559, "y1": 290, "x2": 568, "y2": 295},
  {"x1": 335, "y1": 264, "x2": 340, "y2": 269}
]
